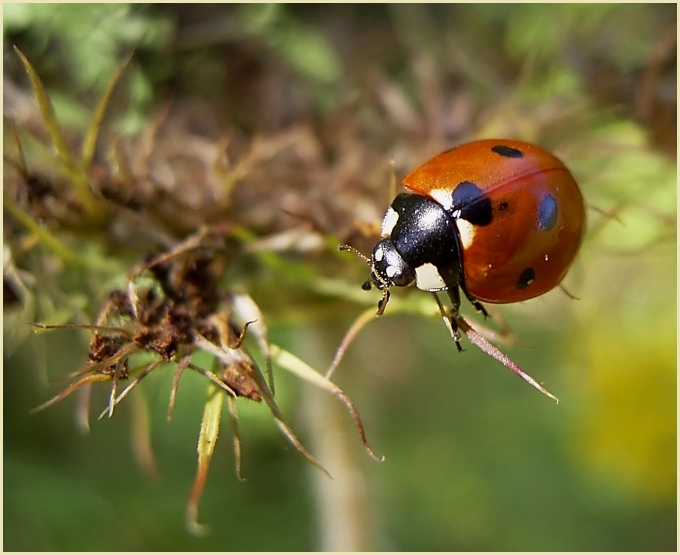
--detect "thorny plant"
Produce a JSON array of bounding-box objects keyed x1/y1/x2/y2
[
  {"x1": 6, "y1": 48, "x2": 560, "y2": 535},
  {"x1": 30, "y1": 229, "x2": 382, "y2": 535},
  {"x1": 4, "y1": 49, "x2": 381, "y2": 535}
]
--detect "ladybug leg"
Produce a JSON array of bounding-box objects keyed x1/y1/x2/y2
[
  {"x1": 434, "y1": 291, "x2": 464, "y2": 352},
  {"x1": 464, "y1": 292, "x2": 489, "y2": 319},
  {"x1": 376, "y1": 289, "x2": 390, "y2": 316},
  {"x1": 445, "y1": 287, "x2": 462, "y2": 320},
  {"x1": 359, "y1": 276, "x2": 390, "y2": 316}
]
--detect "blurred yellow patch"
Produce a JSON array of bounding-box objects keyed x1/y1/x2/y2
[{"x1": 569, "y1": 308, "x2": 676, "y2": 505}]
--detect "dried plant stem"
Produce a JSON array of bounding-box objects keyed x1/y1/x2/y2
[{"x1": 324, "y1": 307, "x2": 376, "y2": 380}]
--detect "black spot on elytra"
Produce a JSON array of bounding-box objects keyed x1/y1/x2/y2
[
  {"x1": 450, "y1": 181, "x2": 493, "y2": 226},
  {"x1": 498, "y1": 201, "x2": 509, "y2": 211},
  {"x1": 516, "y1": 267, "x2": 535, "y2": 289},
  {"x1": 538, "y1": 193, "x2": 558, "y2": 231},
  {"x1": 491, "y1": 145, "x2": 523, "y2": 158}
]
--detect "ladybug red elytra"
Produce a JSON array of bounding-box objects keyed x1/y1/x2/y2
[{"x1": 341, "y1": 139, "x2": 586, "y2": 350}]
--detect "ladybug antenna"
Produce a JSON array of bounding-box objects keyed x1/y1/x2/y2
[
  {"x1": 339, "y1": 243, "x2": 392, "y2": 315},
  {"x1": 338, "y1": 244, "x2": 372, "y2": 266}
]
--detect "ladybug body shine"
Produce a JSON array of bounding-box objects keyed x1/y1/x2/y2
[{"x1": 348, "y1": 139, "x2": 585, "y2": 346}]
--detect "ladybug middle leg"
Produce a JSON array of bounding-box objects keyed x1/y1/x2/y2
[{"x1": 462, "y1": 290, "x2": 489, "y2": 319}]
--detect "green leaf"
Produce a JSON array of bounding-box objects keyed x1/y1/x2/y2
[
  {"x1": 186, "y1": 381, "x2": 224, "y2": 536},
  {"x1": 80, "y1": 53, "x2": 133, "y2": 170},
  {"x1": 13, "y1": 46, "x2": 75, "y2": 172}
]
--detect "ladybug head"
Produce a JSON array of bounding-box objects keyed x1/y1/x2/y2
[
  {"x1": 339, "y1": 239, "x2": 415, "y2": 316},
  {"x1": 368, "y1": 238, "x2": 416, "y2": 290}
]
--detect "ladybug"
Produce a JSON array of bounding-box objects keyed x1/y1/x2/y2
[{"x1": 341, "y1": 139, "x2": 586, "y2": 350}]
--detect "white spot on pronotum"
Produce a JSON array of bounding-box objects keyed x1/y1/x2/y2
[
  {"x1": 381, "y1": 207, "x2": 399, "y2": 236},
  {"x1": 544, "y1": 254, "x2": 549, "y2": 261},
  {"x1": 386, "y1": 265, "x2": 398, "y2": 278},
  {"x1": 455, "y1": 219, "x2": 476, "y2": 249},
  {"x1": 415, "y1": 263, "x2": 447, "y2": 291},
  {"x1": 374, "y1": 248, "x2": 384, "y2": 262},
  {"x1": 429, "y1": 189, "x2": 454, "y2": 210}
]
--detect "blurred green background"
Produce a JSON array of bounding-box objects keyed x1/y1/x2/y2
[{"x1": 3, "y1": 4, "x2": 676, "y2": 551}]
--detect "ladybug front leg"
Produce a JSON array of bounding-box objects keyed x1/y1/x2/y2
[
  {"x1": 374, "y1": 287, "x2": 390, "y2": 317},
  {"x1": 433, "y1": 290, "x2": 464, "y2": 352}
]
